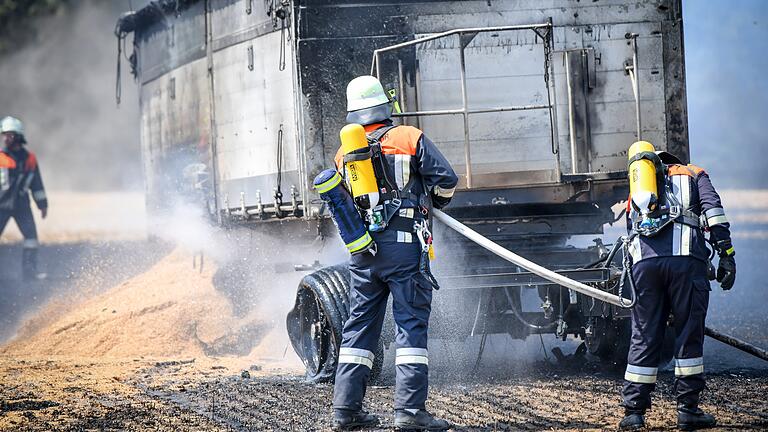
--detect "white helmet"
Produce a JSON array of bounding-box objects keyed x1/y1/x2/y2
[
  {"x1": 345, "y1": 76, "x2": 393, "y2": 125},
  {"x1": 1, "y1": 116, "x2": 24, "y2": 135}
]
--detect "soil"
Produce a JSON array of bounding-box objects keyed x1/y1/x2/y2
[
  {"x1": 1, "y1": 355, "x2": 766, "y2": 431},
  {"x1": 1, "y1": 191, "x2": 767, "y2": 431}
]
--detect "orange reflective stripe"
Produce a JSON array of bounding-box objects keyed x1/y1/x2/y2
[
  {"x1": 0, "y1": 152, "x2": 16, "y2": 169},
  {"x1": 363, "y1": 123, "x2": 388, "y2": 133},
  {"x1": 667, "y1": 164, "x2": 705, "y2": 178},
  {"x1": 24, "y1": 151, "x2": 37, "y2": 172},
  {"x1": 380, "y1": 125, "x2": 421, "y2": 156},
  {"x1": 335, "y1": 124, "x2": 422, "y2": 168}
]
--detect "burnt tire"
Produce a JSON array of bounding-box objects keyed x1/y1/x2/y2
[
  {"x1": 587, "y1": 317, "x2": 675, "y2": 369},
  {"x1": 586, "y1": 318, "x2": 631, "y2": 368},
  {"x1": 286, "y1": 263, "x2": 384, "y2": 384}
]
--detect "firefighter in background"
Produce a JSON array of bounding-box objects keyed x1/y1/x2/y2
[
  {"x1": 330, "y1": 76, "x2": 458, "y2": 431},
  {"x1": 0, "y1": 116, "x2": 48, "y2": 280},
  {"x1": 619, "y1": 141, "x2": 735, "y2": 431}
]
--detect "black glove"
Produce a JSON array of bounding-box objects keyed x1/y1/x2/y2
[
  {"x1": 717, "y1": 255, "x2": 736, "y2": 290},
  {"x1": 715, "y1": 239, "x2": 736, "y2": 290}
]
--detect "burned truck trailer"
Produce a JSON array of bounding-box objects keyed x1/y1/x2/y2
[{"x1": 116, "y1": 0, "x2": 688, "y2": 380}]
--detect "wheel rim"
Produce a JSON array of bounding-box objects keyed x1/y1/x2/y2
[{"x1": 298, "y1": 289, "x2": 331, "y2": 376}]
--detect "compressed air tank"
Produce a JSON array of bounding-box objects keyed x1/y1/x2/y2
[
  {"x1": 627, "y1": 140, "x2": 658, "y2": 215},
  {"x1": 340, "y1": 123, "x2": 379, "y2": 210}
]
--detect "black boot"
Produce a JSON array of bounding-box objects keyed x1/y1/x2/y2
[
  {"x1": 22, "y1": 247, "x2": 46, "y2": 280},
  {"x1": 677, "y1": 405, "x2": 716, "y2": 431},
  {"x1": 394, "y1": 409, "x2": 450, "y2": 431},
  {"x1": 22, "y1": 247, "x2": 37, "y2": 280},
  {"x1": 332, "y1": 409, "x2": 379, "y2": 430},
  {"x1": 618, "y1": 409, "x2": 646, "y2": 430}
]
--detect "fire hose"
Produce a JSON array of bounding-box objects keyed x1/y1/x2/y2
[
  {"x1": 432, "y1": 209, "x2": 630, "y2": 307},
  {"x1": 433, "y1": 209, "x2": 768, "y2": 363}
]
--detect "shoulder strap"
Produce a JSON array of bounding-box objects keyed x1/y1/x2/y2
[{"x1": 367, "y1": 125, "x2": 397, "y2": 143}]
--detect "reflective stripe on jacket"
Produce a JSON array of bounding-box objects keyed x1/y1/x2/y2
[
  {"x1": 334, "y1": 123, "x2": 458, "y2": 210},
  {"x1": 333, "y1": 123, "x2": 458, "y2": 244},
  {"x1": 627, "y1": 164, "x2": 731, "y2": 264},
  {"x1": 0, "y1": 148, "x2": 47, "y2": 211}
]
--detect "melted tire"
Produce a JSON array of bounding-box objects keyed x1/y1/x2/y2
[{"x1": 286, "y1": 264, "x2": 384, "y2": 384}]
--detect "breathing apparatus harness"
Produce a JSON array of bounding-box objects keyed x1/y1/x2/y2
[
  {"x1": 342, "y1": 124, "x2": 440, "y2": 288},
  {"x1": 628, "y1": 151, "x2": 701, "y2": 238}
]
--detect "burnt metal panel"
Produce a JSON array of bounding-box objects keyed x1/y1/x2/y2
[
  {"x1": 139, "y1": 57, "x2": 214, "y2": 216},
  {"x1": 211, "y1": 29, "x2": 300, "y2": 211},
  {"x1": 124, "y1": 0, "x2": 686, "y2": 228},
  {"x1": 135, "y1": 2, "x2": 207, "y2": 85}
]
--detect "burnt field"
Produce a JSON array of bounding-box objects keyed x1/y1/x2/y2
[
  {"x1": 1, "y1": 191, "x2": 767, "y2": 431},
  {"x1": 0, "y1": 356, "x2": 766, "y2": 431}
]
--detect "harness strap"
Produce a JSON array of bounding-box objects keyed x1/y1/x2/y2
[
  {"x1": 367, "y1": 125, "x2": 396, "y2": 143},
  {"x1": 343, "y1": 147, "x2": 373, "y2": 163}
]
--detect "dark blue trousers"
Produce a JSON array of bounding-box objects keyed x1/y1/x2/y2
[
  {"x1": 333, "y1": 240, "x2": 432, "y2": 411},
  {"x1": 622, "y1": 256, "x2": 710, "y2": 411}
]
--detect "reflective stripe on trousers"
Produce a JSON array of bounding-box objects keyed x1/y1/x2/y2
[
  {"x1": 396, "y1": 347, "x2": 428, "y2": 365},
  {"x1": 675, "y1": 357, "x2": 704, "y2": 377},
  {"x1": 338, "y1": 347, "x2": 375, "y2": 369},
  {"x1": 625, "y1": 364, "x2": 658, "y2": 384}
]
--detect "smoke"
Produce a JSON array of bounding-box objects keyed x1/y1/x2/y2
[
  {"x1": 684, "y1": 0, "x2": 768, "y2": 189},
  {"x1": 0, "y1": 0, "x2": 142, "y2": 192}
]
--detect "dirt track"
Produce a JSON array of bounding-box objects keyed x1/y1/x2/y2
[
  {"x1": 1, "y1": 355, "x2": 767, "y2": 431},
  {"x1": 1, "y1": 191, "x2": 767, "y2": 430}
]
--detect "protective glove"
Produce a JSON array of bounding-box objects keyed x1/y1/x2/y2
[
  {"x1": 717, "y1": 255, "x2": 736, "y2": 290},
  {"x1": 715, "y1": 239, "x2": 736, "y2": 290},
  {"x1": 706, "y1": 261, "x2": 716, "y2": 281}
]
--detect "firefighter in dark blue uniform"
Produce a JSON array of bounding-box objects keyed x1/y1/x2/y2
[
  {"x1": 330, "y1": 76, "x2": 458, "y2": 431},
  {"x1": 0, "y1": 116, "x2": 48, "y2": 280},
  {"x1": 619, "y1": 141, "x2": 735, "y2": 431}
]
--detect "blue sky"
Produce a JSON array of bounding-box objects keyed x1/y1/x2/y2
[{"x1": 684, "y1": 0, "x2": 768, "y2": 188}]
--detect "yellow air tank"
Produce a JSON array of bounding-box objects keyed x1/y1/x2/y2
[
  {"x1": 627, "y1": 140, "x2": 658, "y2": 216},
  {"x1": 340, "y1": 123, "x2": 379, "y2": 210}
]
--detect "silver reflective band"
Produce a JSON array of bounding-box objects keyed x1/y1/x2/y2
[
  {"x1": 338, "y1": 347, "x2": 374, "y2": 369},
  {"x1": 671, "y1": 175, "x2": 692, "y2": 256},
  {"x1": 396, "y1": 347, "x2": 428, "y2": 365},
  {"x1": 625, "y1": 364, "x2": 658, "y2": 384},
  {"x1": 399, "y1": 208, "x2": 415, "y2": 219},
  {"x1": 397, "y1": 231, "x2": 413, "y2": 243},
  {"x1": 395, "y1": 154, "x2": 411, "y2": 189},
  {"x1": 704, "y1": 208, "x2": 725, "y2": 218},
  {"x1": 675, "y1": 357, "x2": 704, "y2": 376},
  {"x1": 23, "y1": 239, "x2": 39, "y2": 248},
  {"x1": 33, "y1": 190, "x2": 47, "y2": 201},
  {"x1": 433, "y1": 185, "x2": 455, "y2": 198},
  {"x1": 705, "y1": 207, "x2": 728, "y2": 226}
]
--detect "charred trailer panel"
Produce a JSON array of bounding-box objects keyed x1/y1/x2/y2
[
  {"x1": 116, "y1": 0, "x2": 688, "y2": 380},
  {"x1": 118, "y1": 0, "x2": 303, "y2": 223},
  {"x1": 118, "y1": 0, "x2": 687, "y2": 225}
]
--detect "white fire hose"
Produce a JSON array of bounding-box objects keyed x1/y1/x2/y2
[{"x1": 433, "y1": 209, "x2": 627, "y2": 307}]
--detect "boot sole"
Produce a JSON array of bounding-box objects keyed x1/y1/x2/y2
[
  {"x1": 332, "y1": 420, "x2": 379, "y2": 431},
  {"x1": 394, "y1": 425, "x2": 450, "y2": 431},
  {"x1": 678, "y1": 422, "x2": 716, "y2": 431}
]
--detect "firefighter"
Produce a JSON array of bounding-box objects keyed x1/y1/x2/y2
[
  {"x1": 331, "y1": 76, "x2": 458, "y2": 431},
  {"x1": 0, "y1": 116, "x2": 48, "y2": 280},
  {"x1": 619, "y1": 142, "x2": 735, "y2": 431}
]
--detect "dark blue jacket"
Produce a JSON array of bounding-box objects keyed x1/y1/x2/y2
[
  {"x1": 0, "y1": 148, "x2": 47, "y2": 212},
  {"x1": 627, "y1": 164, "x2": 731, "y2": 263}
]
